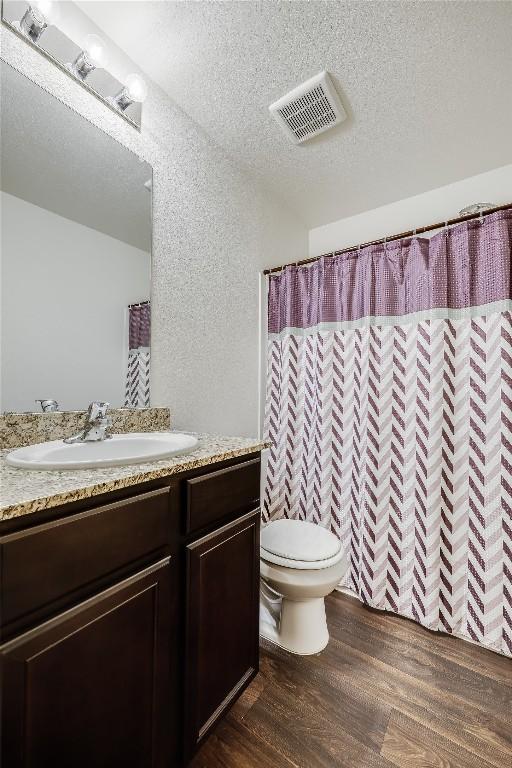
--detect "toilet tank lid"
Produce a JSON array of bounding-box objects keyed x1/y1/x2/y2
[{"x1": 261, "y1": 519, "x2": 341, "y2": 562}]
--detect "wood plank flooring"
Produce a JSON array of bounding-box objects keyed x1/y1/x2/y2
[{"x1": 190, "y1": 591, "x2": 512, "y2": 768}]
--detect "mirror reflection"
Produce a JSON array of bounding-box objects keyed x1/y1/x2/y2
[{"x1": 1, "y1": 62, "x2": 152, "y2": 412}]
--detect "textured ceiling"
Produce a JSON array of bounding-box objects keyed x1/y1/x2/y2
[
  {"x1": 1, "y1": 61, "x2": 151, "y2": 251},
  {"x1": 77, "y1": 1, "x2": 512, "y2": 227}
]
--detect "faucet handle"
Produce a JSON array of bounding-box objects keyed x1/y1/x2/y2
[
  {"x1": 36, "y1": 399, "x2": 59, "y2": 412},
  {"x1": 87, "y1": 401, "x2": 110, "y2": 421},
  {"x1": 64, "y1": 402, "x2": 112, "y2": 444}
]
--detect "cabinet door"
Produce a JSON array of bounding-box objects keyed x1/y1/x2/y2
[
  {"x1": 184, "y1": 508, "x2": 260, "y2": 758},
  {"x1": 1, "y1": 558, "x2": 175, "y2": 768}
]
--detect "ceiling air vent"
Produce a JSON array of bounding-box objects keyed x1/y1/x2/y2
[{"x1": 269, "y1": 70, "x2": 346, "y2": 145}]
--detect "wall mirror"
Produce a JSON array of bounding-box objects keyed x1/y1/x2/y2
[{"x1": 0, "y1": 62, "x2": 152, "y2": 413}]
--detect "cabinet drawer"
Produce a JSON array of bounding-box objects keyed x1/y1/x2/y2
[
  {"x1": 0, "y1": 487, "x2": 171, "y2": 640},
  {"x1": 185, "y1": 457, "x2": 260, "y2": 534}
]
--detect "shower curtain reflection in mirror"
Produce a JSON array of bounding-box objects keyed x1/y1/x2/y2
[{"x1": 125, "y1": 301, "x2": 151, "y2": 408}]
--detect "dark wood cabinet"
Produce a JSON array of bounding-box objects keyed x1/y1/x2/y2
[
  {"x1": 1, "y1": 558, "x2": 175, "y2": 768},
  {"x1": 0, "y1": 452, "x2": 261, "y2": 767},
  {"x1": 184, "y1": 508, "x2": 260, "y2": 758}
]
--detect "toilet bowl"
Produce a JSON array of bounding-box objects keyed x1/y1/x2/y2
[{"x1": 260, "y1": 519, "x2": 347, "y2": 655}]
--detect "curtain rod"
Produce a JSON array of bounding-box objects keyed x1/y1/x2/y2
[
  {"x1": 263, "y1": 202, "x2": 512, "y2": 276},
  {"x1": 129, "y1": 300, "x2": 150, "y2": 308}
]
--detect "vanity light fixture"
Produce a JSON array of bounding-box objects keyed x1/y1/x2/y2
[
  {"x1": 2, "y1": 0, "x2": 144, "y2": 130},
  {"x1": 70, "y1": 33, "x2": 109, "y2": 81},
  {"x1": 111, "y1": 73, "x2": 148, "y2": 112},
  {"x1": 19, "y1": 0, "x2": 59, "y2": 42}
]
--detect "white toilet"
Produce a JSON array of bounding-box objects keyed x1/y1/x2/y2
[{"x1": 259, "y1": 519, "x2": 347, "y2": 655}]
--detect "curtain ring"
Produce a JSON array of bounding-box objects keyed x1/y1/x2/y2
[
  {"x1": 444, "y1": 220, "x2": 449, "y2": 237},
  {"x1": 479, "y1": 211, "x2": 484, "y2": 225}
]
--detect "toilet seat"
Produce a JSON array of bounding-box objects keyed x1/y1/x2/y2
[
  {"x1": 260, "y1": 519, "x2": 347, "y2": 654},
  {"x1": 261, "y1": 519, "x2": 343, "y2": 570}
]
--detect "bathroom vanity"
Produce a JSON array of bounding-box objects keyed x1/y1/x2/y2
[
  {"x1": 1, "y1": 39, "x2": 263, "y2": 768},
  {"x1": 0, "y1": 439, "x2": 263, "y2": 767}
]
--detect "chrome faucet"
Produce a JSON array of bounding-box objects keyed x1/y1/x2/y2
[
  {"x1": 36, "y1": 399, "x2": 59, "y2": 412},
  {"x1": 64, "y1": 402, "x2": 113, "y2": 443}
]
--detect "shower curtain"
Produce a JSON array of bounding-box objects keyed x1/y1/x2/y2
[
  {"x1": 125, "y1": 302, "x2": 151, "y2": 408},
  {"x1": 263, "y1": 209, "x2": 512, "y2": 657}
]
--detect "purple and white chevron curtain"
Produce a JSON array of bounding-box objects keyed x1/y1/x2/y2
[
  {"x1": 263, "y1": 209, "x2": 512, "y2": 657},
  {"x1": 125, "y1": 302, "x2": 151, "y2": 408}
]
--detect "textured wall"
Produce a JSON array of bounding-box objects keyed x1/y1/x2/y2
[{"x1": 1, "y1": 25, "x2": 307, "y2": 437}]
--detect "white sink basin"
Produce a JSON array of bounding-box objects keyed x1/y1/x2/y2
[{"x1": 5, "y1": 432, "x2": 199, "y2": 470}]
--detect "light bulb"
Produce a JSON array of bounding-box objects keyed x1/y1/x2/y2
[
  {"x1": 32, "y1": 0, "x2": 61, "y2": 25},
  {"x1": 71, "y1": 33, "x2": 109, "y2": 80},
  {"x1": 124, "y1": 74, "x2": 148, "y2": 104},
  {"x1": 20, "y1": 1, "x2": 56, "y2": 41},
  {"x1": 111, "y1": 73, "x2": 148, "y2": 113},
  {"x1": 19, "y1": 0, "x2": 61, "y2": 42},
  {"x1": 83, "y1": 33, "x2": 109, "y2": 69}
]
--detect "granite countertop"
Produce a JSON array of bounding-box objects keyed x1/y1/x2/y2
[{"x1": 0, "y1": 433, "x2": 266, "y2": 521}]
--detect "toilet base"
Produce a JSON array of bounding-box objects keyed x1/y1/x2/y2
[{"x1": 260, "y1": 595, "x2": 329, "y2": 655}]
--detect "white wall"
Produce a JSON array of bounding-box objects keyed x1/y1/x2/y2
[
  {"x1": 1, "y1": 192, "x2": 150, "y2": 412},
  {"x1": 309, "y1": 165, "x2": 512, "y2": 256},
  {"x1": 1, "y1": 19, "x2": 307, "y2": 436}
]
